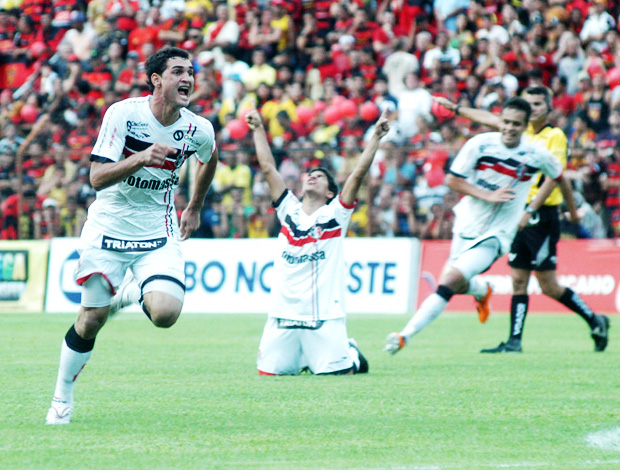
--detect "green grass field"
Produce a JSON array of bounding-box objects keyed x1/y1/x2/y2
[{"x1": 1, "y1": 312, "x2": 619, "y2": 470}]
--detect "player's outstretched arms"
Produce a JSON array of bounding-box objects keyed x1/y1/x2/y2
[
  {"x1": 433, "y1": 96, "x2": 501, "y2": 130},
  {"x1": 180, "y1": 150, "x2": 218, "y2": 240},
  {"x1": 90, "y1": 142, "x2": 176, "y2": 191},
  {"x1": 446, "y1": 174, "x2": 517, "y2": 202},
  {"x1": 341, "y1": 109, "x2": 390, "y2": 204},
  {"x1": 246, "y1": 109, "x2": 287, "y2": 202}
]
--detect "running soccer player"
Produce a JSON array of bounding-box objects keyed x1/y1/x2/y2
[
  {"x1": 245, "y1": 108, "x2": 390, "y2": 375},
  {"x1": 384, "y1": 97, "x2": 573, "y2": 354},
  {"x1": 435, "y1": 87, "x2": 610, "y2": 353},
  {"x1": 46, "y1": 47, "x2": 218, "y2": 425}
]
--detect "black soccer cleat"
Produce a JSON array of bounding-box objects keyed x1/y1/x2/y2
[
  {"x1": 480, "y1": 338, "x2": 523, "y2": 353},
  {"x1": 348, "y1": 338, "x2": 369, "y2": 374},
  {"x1": 591, "y1": 315, "x2": 610, "y2": 352}
]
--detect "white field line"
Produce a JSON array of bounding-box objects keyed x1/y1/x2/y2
[
  {"x1": 309, "y1": 458, "x2": 620, "y2": 470},
  {"x1": 587, "y1": 427, "x2": 620, "y2": 452}
]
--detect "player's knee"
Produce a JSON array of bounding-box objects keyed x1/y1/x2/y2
[
  {"x1": 76, "y1": 307, "x2": 108, "y2": 338},
  {"x1": 143, "y1": 295, "x2": 182, "y2": 328},
  {"x1": 511, "y1": 277, "x2": 528, "y2": 294},
  {"x1": 540, "y1": 282, "x2": 562, "y2": 299},
  {"x1": 150, "y1": 310, "x2": 180, "y2": 328}
]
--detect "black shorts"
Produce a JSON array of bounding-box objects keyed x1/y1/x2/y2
[{"x1": 508, "y1": 205, "x2": 560, "y2": 271}]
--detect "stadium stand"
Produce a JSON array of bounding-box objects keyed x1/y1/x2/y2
[{"x1": 0, "y1": 0, "x2": 619, "y2": 239}]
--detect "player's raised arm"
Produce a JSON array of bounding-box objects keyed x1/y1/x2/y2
[
  {"x1": 433, "y1": 96, "x2": 502, "y2": 130},
  {"x1": 340, "y1": 109, "x2": 390, "y2": 205},
  {"x1": 246, "y1": 109, "x2": 287, "y2": 201}
]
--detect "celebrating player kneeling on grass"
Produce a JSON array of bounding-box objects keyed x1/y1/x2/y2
[
  {"x1": 384, "y1": 97, "x2": 578, "y2": 355},
  {"x1": 46, "y1": 47, "x2": 218, "y2": 425},
  {"x1": 246, "y1": 108, "x2": 390, "y2": 375}
]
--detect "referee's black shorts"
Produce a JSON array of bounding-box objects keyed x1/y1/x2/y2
[{"x1": 508, "y1": 205, "x2": 560, "y2": 271}]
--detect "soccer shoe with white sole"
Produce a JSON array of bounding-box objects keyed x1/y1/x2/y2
[
  {"x1": 109, "y1": 274, "x2": 135, "y2": 316},
  {"x1": 591, "y1": 314, "x2": 610, "y2": 352},
  {"x1": 45, "y1": 398, "x2": 73, "y2": 425},
  {"x1": 475, "y1": 284, "x2": 493, "y2": 323},
  {"x1": 383, "y1": 332, "x2": 406, "y2": 355},
  {"x1": 480, "y1": 338, "x2": 523, "y2": 353},
  {"x1": 348, "y1": 338, "x2": 369, "y2": 374}
]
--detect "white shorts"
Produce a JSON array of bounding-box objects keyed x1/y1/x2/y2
[
  {"x1": 74, "y1": 224, "x2": 185, "y2": 296},
  {"x1": 257, "y1": 317, "x2": 354, "y2": 375},
  {"x1": 448, "y1": 235, "x2": 501, "y2": 280}
]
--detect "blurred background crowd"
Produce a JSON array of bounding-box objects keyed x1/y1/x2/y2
[{"x1": 1, "y1": 0, "x2": 620, "y2": 240}]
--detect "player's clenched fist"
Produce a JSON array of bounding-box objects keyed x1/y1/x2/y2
[
  {"x1": 141, "y1": 142, "x2": 176, "y2": 166},
  {"x1": 245, "y1": 110, "x2": 263, "y2": 130}
]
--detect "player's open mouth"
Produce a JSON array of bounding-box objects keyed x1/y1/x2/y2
[{"x1": 178, "y1": 86, "x2": 190, "y2": 97}]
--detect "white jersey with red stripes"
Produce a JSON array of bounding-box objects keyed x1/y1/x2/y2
[
  {"x1": 269, "y1": 190, "x2": 356, "y2": 321},
  {"x1": 449, "y1": 132, "x2": 563, "y2": 254},
  {"x1": 86, "y1": 96, "x2": 216, "y2": 240}
]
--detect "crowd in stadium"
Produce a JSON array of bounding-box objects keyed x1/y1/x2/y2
[{"x1": 1, "y1": 0, "x2": 620, "y2": 240}]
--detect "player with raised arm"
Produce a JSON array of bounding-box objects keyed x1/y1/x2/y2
[
  {"x1": 384, "y1": 97, "x2": 571, "y2": 355},
  {"x1": 245, "y1": 108, "x2": 390, "y2": 375},
  {"x1": 46, "y1": 47, "x2": 218, "y2": 425},
  {"x1": 435, "y1": 87, "x2": 609, "y2": 353}
]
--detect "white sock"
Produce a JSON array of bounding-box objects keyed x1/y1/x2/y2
[
  {"x1": 466, "y1": 275, "x2": 489, "y2": 299},
  {"x1": 400, "y1": 293, "x2": 449, "y2": 342},
  {"x1": 348, "y1": 345, "x2": 360, "y2": 371},
  {"x1": 121, "y1": 280, "x2": 141, "y2": 308},
  {"x1": 52, "y1": 340, "x2": 92, "y2": 404}
]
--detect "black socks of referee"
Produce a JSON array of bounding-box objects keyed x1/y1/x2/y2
[
  {"x1": 557, "y1": 287, "x2": 598, "y2": 329},
  {"x1": 509, "y1": 295, "x2": 529, "y2": 341},
  {"x1": 510, "y1": 288, "x2": 598, "y2": 341}
]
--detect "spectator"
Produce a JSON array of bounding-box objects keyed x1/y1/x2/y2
[
  {"x1": 382, "y1": 38, "x2": 419, "y2": 98},
  {"x1": 557, "y1": 35, "x2": 585, "y2": 94},
  {"x1": 158, "y1": 3, "x2": 190, "y2": 46},
  {"x1": 475, "y1": 14, "x2": 509, "y2": 46},
  {"x1": 59, "y1": 11, "x2": 98, "y2": 62},
  {"x1": 395, "y1": 73, "x2": 433, "y2": 143},
  {"x1": 104, "y1": 0, "x2": 140, "y2": 33},
  {"x1": 59, "y1": 194, "x2": 86, "y2": 237},
  {"x1": 217, "y1": 46, "x2": 250, "y2": 100},
  {"x1": 248, "y1": 7, "x2": 281, "y2": 59},
  {"x1": 203, "y1": 3, "x2": 240, "y2": 60},
  {"x1": 583, "y1": 73, "x2": 610, "y2": 133},
  {"x1": 35, "y1": 197, "x2": 61, "y2": 239},
  {"x1": 422, "y1": 30, "x2": 460, "y2": 72},
  {"x1": 243, "y1": 49, "x2": 276, "y2": 90},
  {"x1": 1, "y1": 185, "x2": 43, "y2": 239},
  {"x1": 434, "y1": 0, "x2": 470, "y2": 33},
  {"x1": 579, "y1": 0, "x2": 615, "y2": 52},
  {"x1": 212, "y1": 147, "x2": 253, "y2": 213}
]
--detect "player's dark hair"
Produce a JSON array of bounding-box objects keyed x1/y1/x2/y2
[
  {"x1": 503, "y1": 97, "x2": 532, "y2": 124},
  {"x1": 522, "y1": 86, "x2": 552, "y2": 112},
  {"x1": 309, "y1": 167, "x2": 339, "y2": 202},
  {"x1": 145, "y1": 47, "x2": 191, "y2": 92}
]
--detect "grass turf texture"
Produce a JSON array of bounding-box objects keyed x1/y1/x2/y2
[{"x1": 1, "y1": 312, "x2": 618, "y2": 470}]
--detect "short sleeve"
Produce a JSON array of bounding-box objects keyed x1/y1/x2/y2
[
  {"x1": 91, "y1": 102, "x2": 127, "y2": 162},
  {"x1": 195, "y1": 118, "x2": 217, "y2": 164},
  {"x1": 450, "y1": 134, "x2": 484, "y2": 178}
]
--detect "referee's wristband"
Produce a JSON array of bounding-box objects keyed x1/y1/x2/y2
[{"x1": 525, "y1": 205, "x2": 536, "y2": 214}]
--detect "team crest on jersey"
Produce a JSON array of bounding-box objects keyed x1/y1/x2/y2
[{"x1": 312, "y1": 225, "x2": 323, "y2": 239}]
